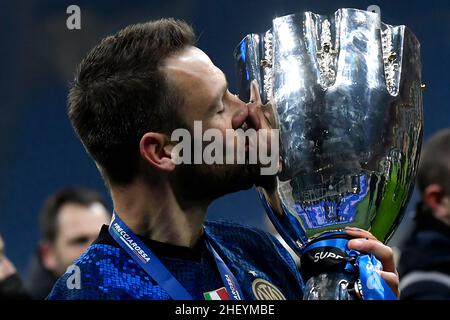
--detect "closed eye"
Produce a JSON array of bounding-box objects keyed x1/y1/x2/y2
[{"x1": 68, "y1": 236, "x2": 91, "y2": 246}]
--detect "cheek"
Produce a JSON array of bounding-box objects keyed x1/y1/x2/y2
[
  {"x1": 64, "y1": 246, "x2": 87, "y2": 263},
  {"x1": 443, "y1": 197, "x2": 450, "y2": 213},
  {"x1": 204, "y1": 117, "x2": 232, "y2": 135}
]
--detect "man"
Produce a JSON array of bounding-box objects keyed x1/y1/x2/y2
[
  {"x1": 0, "y1": 234, "x2": 29, "y2": 299},
  {"x1": 26, "y1": 188, "x2": 110, "y2": 299},
  {"x1": 399, "y1": 129, "x2": 450, "y2": 299},
  {"x1": 48, "y1": 19, "x2": 398, "y2": 300}
]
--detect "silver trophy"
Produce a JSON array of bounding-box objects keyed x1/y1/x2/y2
[{"x1": 235, "y1": 8, "x2": 423, "y2": 299}]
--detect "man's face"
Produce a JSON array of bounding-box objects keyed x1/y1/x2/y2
[
  {"x1": 162, "y1": 47, "x2": 259, "y2": 200},
  {"x1": 440, "y1": 195, "x2": 450, "y2": 225},
  {"x1": 47, "y1": 203, "x2": 110, "y2": 276}
]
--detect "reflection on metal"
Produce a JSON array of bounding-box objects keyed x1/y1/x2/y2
[
  {"x1": 381, "y1": 27, "x2": 399, "y2": 95},
  {"x1": 263, "y1": 31, "x2": 274, "y2": 100},
  {"x1": 317, "y1": 19, "x2": 337, "y2": 88},
  {"x1": 234, "y1": 8, "x2": 423, "y2": 255}
]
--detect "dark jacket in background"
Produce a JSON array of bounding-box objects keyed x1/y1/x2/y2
[
  {"x1": 25, "y1": 249, "x2": 57, "y2": 300},
  {"x1": 399, "y1": 203, "x2": 450, "y2": 299},
  {"x1": 0, "y1": 273, "x2": 30, "y2": 300}
]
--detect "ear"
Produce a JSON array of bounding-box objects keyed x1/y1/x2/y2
[
  {"x1": 40, "y1": 241, "x2": 57, "y2": 273},
  {"x1": 139, "y1": 132, "x2": 176, "y2": 172},
  {"x1": 423, "y1": 184, "x2": 449, "y2": 220}
]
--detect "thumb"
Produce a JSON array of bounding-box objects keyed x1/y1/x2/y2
[{"x1": 249, "y1": 80, "x2": 262, "y2": 104}]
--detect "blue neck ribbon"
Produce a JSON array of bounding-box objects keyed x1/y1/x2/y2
[{"x1": 108, "y1": 212, "x2": 243, "y2": 300}]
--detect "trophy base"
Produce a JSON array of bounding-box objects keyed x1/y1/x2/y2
[
  {"x1": 300, "y1": 234, "x2": 361, "y2": 300},
  {"x1": 303, "y1": 272, "x2": 359, "y2": 300}
]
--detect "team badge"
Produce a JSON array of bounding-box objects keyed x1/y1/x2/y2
[{"x1": 252, "y1": 279, "x2": 286, "y2": 300}]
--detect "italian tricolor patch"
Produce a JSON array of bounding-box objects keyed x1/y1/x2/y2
[{"x1": 203, "y1": 287, "x2": 230, "y2": 300}]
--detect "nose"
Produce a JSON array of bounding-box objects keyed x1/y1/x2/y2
[{"x1": 231, "y1": 96, "x2": 249, "y2": 130}]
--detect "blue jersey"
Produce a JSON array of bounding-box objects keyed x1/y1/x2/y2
[{"x1": 47, "y1": 220, "x2": 304, "y2": 300}]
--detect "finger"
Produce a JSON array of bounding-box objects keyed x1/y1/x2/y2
[
  {"x1": 246, "y1": 102, "x2": 261, "y2": 130},
  {"x1": 261, "y1": 101, "x2": 276, "y2": 128},
  {"x1": 249, "y1": 80, "x2": 262, "y2": 104},
  {"x1": 379, "y1": 270, "x2": 400, "y2": 298},
  {"x1": 231, "y1": 106, "x2": 249, "y2": 130},
  {"x1": 347, "y1": 238, "x2": 397, "y2": 274},
  {"x1": 344, "y1": 227, "x2": 378, "y2": 241}
]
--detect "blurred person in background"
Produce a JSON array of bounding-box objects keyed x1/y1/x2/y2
[
  {"x1": 399, "y1": 128, "x2": 450, "y2": 299},
  {"x1": 0, "y1": 234, "x2": 29, "y2": 299},
  {"x1": 26, "y1": 187, "x2": 110, "y2": 299}
]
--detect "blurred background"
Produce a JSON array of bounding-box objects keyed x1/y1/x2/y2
[{"x1": 0, "y1": 0, "x2": 449, "y2": 277}]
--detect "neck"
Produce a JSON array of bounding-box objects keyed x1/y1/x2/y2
[{"x1": 111, "y1": 178, "x2": 209, "y2": 248}]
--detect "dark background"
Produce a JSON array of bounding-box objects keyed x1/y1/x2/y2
[{"x1": 0, "y1": 0, "x2": 449, "y2": 276}]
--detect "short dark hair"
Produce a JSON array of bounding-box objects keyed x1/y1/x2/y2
[
  {"x1": 68, "y1": 19, "x2": 195, "y2": 185},
  {"x1": 417, "y1": 128, "x2": 450, "y2": 196},
  {"x1": 40, "y1": 188, "x2": 109, "y2": 242}
]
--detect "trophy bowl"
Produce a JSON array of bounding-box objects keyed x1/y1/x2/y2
[{"x1": 234, "y1": 8, "x2": 423, "y2": 299}]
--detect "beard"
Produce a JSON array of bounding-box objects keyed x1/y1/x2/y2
[
  {"x1": 172, "y1": 162, "x2": 260, "y2": 202},
  {"x1": 169, "y1": 124, "x2": 278, "y2": 202}
]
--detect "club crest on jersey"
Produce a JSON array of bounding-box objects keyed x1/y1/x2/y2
[{"x1": 252, "y1": 279, "x2": 286, "y2": 300}]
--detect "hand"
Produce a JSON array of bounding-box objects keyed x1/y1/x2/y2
[
  {"x1": 245, "y1": 80, "x2": 282, "y2": 179},
  {"x1": 246, "y1": 80, "x2": 276, "y2": 131},
  {"x1": 345, "y1": 227, "x2": 400, "y2": 298}
]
